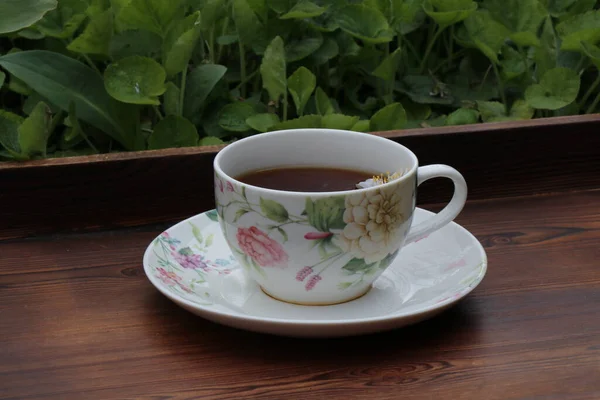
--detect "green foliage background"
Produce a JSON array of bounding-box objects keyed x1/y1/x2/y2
[{"x1": 0, "y1": 0, "x2": 599, "y2": 160}]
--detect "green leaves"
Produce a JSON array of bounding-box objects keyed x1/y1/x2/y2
[
  {"x1": 525, "y1": 67, "x2": 581, "y2": 109},
  {"x1": 148, "y1": 115, "x2": 199, "y2": 149},
  {"x1": 183, "y1": 64, "x2": 227, "y2": 119},
  {"x1": 556, "y1": 10, "x2": 600, "y2": 51},
  {"x1": 260, "y1": 36, "x2": 287, "y2": 104},
  {"x1": 67, "y1": 9, "x2": 113, "y2": 56},
  {"x1": 335, "y1": 4, "x2": 395, "y2": 44},
  {"x1": 104, "y1": 56, "x2": 166, "y2": 105},
  {"x1": 304, "y1": 196, "x2": 346, "y2": 232},
  {"x1": 482, "y1": 0, "x2": 547, "y2": 47},
  {"x1": 164, "y1": 12, "x2": 202, "y2": 76},
  {"x1": 288, "y1": 67, "x2": 316, "y2": 116},
  {"x1": 464, "y1": 11, "x2": 510, "y2": 64},
  {"x1": 0, "y1": 0, "x2": 57, "y2": 34},
  {"x1": 0, "y1": 102, "x2": 51, "y2": 159},
  {"x1": 370, "y1": 103, "x2": 407, "y2": 131},
  {"x1": 233, "y1": 0, "x2": 265, "y2": 45},
  {"x1": 0, "y1": 50, "x2": 131, "y2": 149},
  {"x1": 280, "y1": 1, "x2": 326, "y2": 19},
  {"x1": 218, "y1": 102, "x2": 256, "y2": 132},
  {"x1": 477, "y1": 100, "x2": 534, "y2": 122},
  {"x1": 423, "y1": 0, "x2": 477, "y2": 28},
  {"x1": 116, "y1": 0, "x2": 183, "y2": 36},
  {"x1": 260, "y1": 198, "x2": 289, "y2": 223},
  {"x1": 446, "y1": 108, "x2": 479, "y2": 125},
  {"x1": 246, "y1": 113, "x2": 280, "y2": 132}
]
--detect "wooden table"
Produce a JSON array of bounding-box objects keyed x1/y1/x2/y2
[
  {"x1": 2, "y1": 188, "x2": 599, "y2": 399},
  {"x1": 2, "y1": 118, "x2": 600, "y2": 399}
]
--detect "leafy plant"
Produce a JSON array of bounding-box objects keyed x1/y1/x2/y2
[{"x1": 0, "y1": 0, "x2": 599, "y2": 161}]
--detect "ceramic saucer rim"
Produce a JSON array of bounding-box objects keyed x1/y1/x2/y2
[{"x1": 143, "y1": 208, "x2": 487, "y2": 326}]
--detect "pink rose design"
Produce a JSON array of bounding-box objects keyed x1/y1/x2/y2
[
  {"x1": 236, "y1": 226, "x2": 289, "y2": 268},
  {"x1": 296, "y1": 266, "x2": 313, "y2": 281},
  {"x1": 216, "y1": 177, "x2": 224, "y2": 193},
  {"x1": 156, "y1": 267, "x2": 181, "y2": 286},
  {"x1": 226, "y1": 181, "x2": 234, "y2": 192}
]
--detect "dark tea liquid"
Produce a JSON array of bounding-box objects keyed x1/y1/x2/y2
[{"x1": 236, "y1": 166, "x2": 375, "y2": 192}]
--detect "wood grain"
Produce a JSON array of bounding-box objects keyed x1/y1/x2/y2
[
  {"x1": 0, "y1": 115, "x2": 599, "y2": 240},
  {"x1": 1, "y1": 190, "x2": 599, "y2": 399}
]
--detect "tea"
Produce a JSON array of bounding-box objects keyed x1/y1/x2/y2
[{"x1": 236, "y1": 166, "x2": 376, "y2": 192}]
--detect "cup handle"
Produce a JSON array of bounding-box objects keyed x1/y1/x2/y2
[{"x1": 405, "y1": 164, "x2": 468, "y2": 244}]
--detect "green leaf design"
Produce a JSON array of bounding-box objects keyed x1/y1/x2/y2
[
  {"x1": 0, "y1": 0, "x2": 57, "y2": 34},
  {"x1": 116, "y1": 0, "x2": 184, "y2": 36},
  {"x1": 304, "y1": 196, "x2": 345, "y2": 232},
  {"x1": 482, "y1": 0, "x2": 547, "y2": 47},
  {"x1": 322, "y1": 114, "x2": 360, "y2": 130},
  {"x1": 423, "y1": 0, "x2": 477, "y2": 28},
  {"x1": 288, "y1": 67, "x2": 317, "y2": 116},
  {"x1": 370, "y1": 103, "x2": 407, "y2": 131},
  {"x1": 378, "y1": 250, "x2": 399, "y2": 270},
  {"x1": 246, "y1": 113, "x2": 280, "y2": 132},
  {"x1": 104, "y1": 56, "x2": 166, "y2": 105},
  {"x1": 260, "y1": 197, "x2": 289, "y2": 223},
  {"x1": 148, "y1": 115, "x2": 199, "y2": 149},
  {"x1": 164, "y1": 11, "x2": 202, "y2": 76},
  {"x1": 464, "y1": 10, "x2": 510, "y2": 64},
  {"x1": 335, "y1": 4, "x2": 394, "y2": 44},
  {"x1": 260, "y1": 36, "x2": 287, "y2": 104},
  {"x1": 556, "y1": 10, "x2": 600, "y2": 51},
  {"x1": 276, "y1": 227, "x2": 288, "y2": 242},
  {"x1": 525, "y1": 67, "x2": 580, "y2": 110},
  {"x1": 281, "y1": 0, "x2": 326, "y2": 19},
  {"x1": 372, "y1": 48, "x2": 402, "y2": 82},
  {"x1": 183, "y1": 64, "x2": 227, "y2": 119},
  {"x1": 233, "y1": 209, "x2": 249, "y2": 222},
  {"x1": 67, "y1": 8, "x2": 113, "y2": 56},
  {"x1": 205, "y1": 234, "x2": 214, "y2": 247},
  {"x1": 163, "y1": 82, "x2": 180, "y2": 116},
  {"x1": 0, "y1": 50, "x2": 131, "y2": 149},
  {"x1": 271, "y1": 114, "x2": 322, "y2": 130},
  {"x1": 19, "y1": 101, "x2": 51, "y2": 158},
  {"x1": 314, "y1": 87, "x2": 334, "y2": 115},
  {"x1": 218, "y1": 102, "x2": 257, "y2": 132},
  {"x1": 206, "y1": 209, "x2": 219, "y2": 222},
  {"x1": 446, "y1": 108, "x2": 479, "y2": 126},
  {"x1": 199, "y1": 136, "x2": 225, "y2": 146},
  {"x1": 342, "y1": 258, "x2": 375, "y2": 274},
  {"x1": 190, "y1": 222, "x2": 204, "y2": 244}
]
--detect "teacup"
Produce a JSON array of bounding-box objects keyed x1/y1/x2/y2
[{"x1": 213, "y1": 129, "x2": 467, "y2": 306}]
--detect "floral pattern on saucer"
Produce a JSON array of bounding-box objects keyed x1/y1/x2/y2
[{"x1": 145, "y1": 209, "x2": 487, "y2": 313}]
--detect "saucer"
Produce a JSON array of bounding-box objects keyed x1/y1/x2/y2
[{"x1": 143, "y1": 208, "x2": 487, "y2": 338}]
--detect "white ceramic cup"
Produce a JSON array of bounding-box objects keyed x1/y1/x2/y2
[{"x1": 213, "y1": 129, "x2": 467, "y2": 305}]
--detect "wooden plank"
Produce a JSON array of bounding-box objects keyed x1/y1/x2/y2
[
  {"x1": 1, "y1": 190, "x2": 599, "y2": 399},
  {"x1": 0, "y1": 115, "x2": 599, "y2": 239}
]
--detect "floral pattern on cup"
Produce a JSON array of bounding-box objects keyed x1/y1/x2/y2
[{"x1": 215, "y1": 176, "x2": 408, "y2": 292}]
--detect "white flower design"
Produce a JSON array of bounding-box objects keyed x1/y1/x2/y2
[{"x1": 336, "y1": 185, "x2": 406, "y2": 264}]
